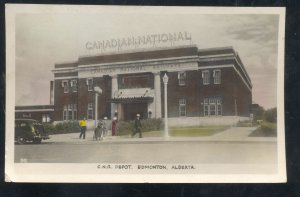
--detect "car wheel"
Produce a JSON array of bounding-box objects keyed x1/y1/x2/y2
[
  {"x1": 33, "y1": 138, "x2": 42, "y2": 144},
  {"x1": 17, "y1": 136, "x2": 26, "y2": 145}
]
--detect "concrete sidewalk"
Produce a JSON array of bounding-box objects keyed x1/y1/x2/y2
[{"x1": 46, "y1": 126, "x2": 277, "y2": 144}]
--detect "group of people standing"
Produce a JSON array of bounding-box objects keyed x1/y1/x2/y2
[
  {"x1": 78, "y1": 113, "x2": 143, "y2": 140},
  {"x1": 94, "y1": 117, "x2": 109, "y2": 140}
]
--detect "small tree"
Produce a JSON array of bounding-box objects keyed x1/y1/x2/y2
[
  {"x1": 264, "y1": 107, "x2": 277, "y2": 123},
  {"x1": 253, "y1": 105, "x2": 265, "y2": 122}
]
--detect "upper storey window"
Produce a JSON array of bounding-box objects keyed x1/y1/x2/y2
[
  {"x1": 86, "y1": 78, "x2": 93, "y2": 91},
  {"x1": 70, "y1": 79, "x2": 78, "y2": 92},
  {"x1": 213, "y1": 69, "x2": 221, "y2": 84},
  {"x1": 202, "y1": 70, "x2": 210, "y2": 85},
  {"x1": 121, "y1": 74, "x2": 150, "y2": 89},
  {"x1": 178, "y1": 71, "x2": 186, "y2": 86},
  {"x1": 61, "y1": 80, "x2": 69, "y2": 93}
]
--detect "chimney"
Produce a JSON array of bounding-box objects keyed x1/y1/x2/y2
[{"x1": 50, "y1": 81, "x2": 54, "y2": 105}]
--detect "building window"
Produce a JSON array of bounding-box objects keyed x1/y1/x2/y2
[
  {"x1": 217, "y1": 99, "x2": 222, "y2": 115},
  {"x1": 22, "y1": 113, "x2": 31, "y2": 118},
  {"x1": 203, "y1": 98, "x2": 222, "y2": 116},
  {"x1": 213, "y1": 70, "x2": 221, "y2": 84},
  {"x1": 204, "y1": 98, "x2": 209, "y2": 116},
  {"x1": 178, "y1": 71, "x2": 186, "y2": 86},
  {"x1": 87, "y1": 103, "x2": 94, "y2": 119},
  {"x1": 209, "y1": 99, "x2": 216, "y2": 116},
  {"x1": 70, "y1": 79, "x2": 77, "y2": 92},
  {"x1": 62, "y1": 80, "x2": 69, "y2": 93},
  {"x1": 179, "y1": 99, "x2": 186, "y2": 117},
  {"x1": 86, "y1": 78, "x2": 93, "y2": 91},
  {"x1": 63, "y1": 104, "x2": 77, "y2": 120},
  {"x1": 202, "y1": 70, "x2": 210, "y2": 85},
  {"x1": 63, "y1": 105, "x2": 68, "y2": 120},
  {"x1": 121, "y1": 74, "x2": 150, "y2": 89},
  {"x1": 68, "y1": 105, "x2": 73, "y2": 120},
  {"x1": 42, "y1": 114, "x2": 51, "y2": 123}
]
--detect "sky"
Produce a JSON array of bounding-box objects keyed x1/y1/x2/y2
[{"x1": 14, "y1": 7, "x2": 281, "y2": 109}]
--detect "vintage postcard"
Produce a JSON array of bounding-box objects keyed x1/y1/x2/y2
[{"x1": 5, "y1": 4, "x2": 286, "y2": 183}]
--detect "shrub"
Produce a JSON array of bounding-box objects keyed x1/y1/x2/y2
[
  {"x1": 141, "y1": 118, "x2": 164, "y2": 132},
  {"x1": 117, "y1": 120, "x2": 134, "y2": 136},
  {"x1": 42, "y1": 123, "x2": 56, "y2": 135},
  {"x1": 264, "y1": 108, "x2": 277, "y2": 123},
  {"x1": 117, "y1": 118, "x2": 163, "y2": 136},
  {"x1": 260, "y1": 121, "x2": 277, "y2": 133},
  {"x1": 249, "y1": 121, "x2": 277, "y2": 137},
  {"x1": 43, "y1": 121, "x2": 80, "y2": 135},
  {"x1": 236, "y1": 120, "x2": 254, "y2": 127}
]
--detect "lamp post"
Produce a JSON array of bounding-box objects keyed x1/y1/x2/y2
[
  {"x1": 163, "y1": 73, "x2": 169, "y2": 139},
  {"x1": 94, "y1": 86, "x2": 102, "y2": 129}
]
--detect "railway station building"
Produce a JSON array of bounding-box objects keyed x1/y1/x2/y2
[{"x1": 50, "y1": 45, "x2": 252, "y2": 126}]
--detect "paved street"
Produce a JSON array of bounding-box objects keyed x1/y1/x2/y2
[
  {"x1": 15, "y1": 140, "x2": 277, "y2": 163},
  {"x1": 14, "y1": 127, "x2": 278, "y2": 173}
]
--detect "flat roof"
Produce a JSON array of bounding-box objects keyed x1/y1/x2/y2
[{"x1": 78, "y1": 45, "x2": 199, "y2": 65}]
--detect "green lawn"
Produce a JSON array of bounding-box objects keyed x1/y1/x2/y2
[
  {"x1": 140, "y1": 126, "x2": 229, "y2": 137},
  {"x1": 249, "y1": 121, "x2": 277, "y2": 137}
]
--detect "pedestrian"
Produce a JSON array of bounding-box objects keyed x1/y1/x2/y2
[
  {"x1": 132, "y1": 114, "x2": 142, "y2": 138},
  {"x1": 111, "y1": 117, "x2": 117, "y2": 136},
  {"x1": 94, "y1": 119, "x2": 102, "y2": 140},
  {"x1": 79, "y1": 117, "x2": 87, "y2": 139}
]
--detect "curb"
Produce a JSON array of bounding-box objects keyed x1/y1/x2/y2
[{"x1": 45, "y1": 135, "x2": 277, "y2": 145}]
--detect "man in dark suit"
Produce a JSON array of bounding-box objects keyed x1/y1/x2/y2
[{"x1": 132, "y1": 114, "x2": 142, "y2": 138}]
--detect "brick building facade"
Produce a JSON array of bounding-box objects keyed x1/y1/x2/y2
[
  {"x1": 50, "y1": 45, "x2": 252, "y2": 127},
  {"x1": 15, "y1": 105, "x2": 54, "y2": 123}
]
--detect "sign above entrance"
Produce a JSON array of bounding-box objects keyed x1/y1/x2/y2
[
  {"x1": 78, "y1": 62, "x2": 198, "y2": 78},
  {"x1": 85, "y1": 32, "x2": 193, "y2": 52}
]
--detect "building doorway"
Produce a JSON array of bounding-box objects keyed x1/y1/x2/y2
[{"x1": 123, "y1": 103, "x2": 148, "y2": 120}]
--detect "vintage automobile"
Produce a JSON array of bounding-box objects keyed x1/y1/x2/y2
[{"x1": 15, "y1": 119, "x2": 49, "y2": 144}]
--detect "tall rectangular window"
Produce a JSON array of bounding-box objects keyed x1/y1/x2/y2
[
  {"x1": 70, "y1": 79, "x2": 78, "y2": 92},
  {"x1": 87, "y1": 103, "x2": 94, "y2": 119},
  {"x1": 213, "y1": 70, "x2": 221, "y2": 84},
  {"x1": 62, "y1": 80, "x2": 69, "y2": 93},
  {"x1": 209, "y1": 98, "x2": 216, "y2": 116},
  {"x1": 63, "y1": 104, "x2": 77, "y2": 120},
  {"x1": 178, "y1": 71, "x2": 186, "y2": 86},
  {"x1": 203, "y1": 98, "x2": 222, "y2": 116},
  {"x1": 202, "y1": 70, "x2": 210, "y2": 85},
  {"x1": 42, "y1": 114, "x2": 51, "y2": 123},
  {"x1": 73, "y1": 104, "x2": 77, "y2": 120},
  {"x1": 204, "y1": 98, "x2": 209, "y2": 116},
  {"x1": 63, "y1": 105, "x2": 68, "y2": 120},
  {"x1": 217, "y1": 99, "x2": 222, "y2": 115},
  {"x1": 179, "y1": 99, "x2": 186, "y2": 117},
  {"x1": 68, "y1": 104, "x2": 74, "y2": 120},
  {"x1": 86, "y1": 78, "x2": 93, "y2": 91}
]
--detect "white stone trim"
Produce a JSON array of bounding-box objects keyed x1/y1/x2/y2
[
  {"x1": 234, "y1": 56, "x2": 252, "y2": 86},
  {"x1": 52, "y1": 68, "x2": 77, "y2": 73},
  {"x1": 54, "y1": 76, "x2": 78, "y2": 80},
  {"x1": 78, "y1": 56, "x2": 199, "y2": 67},
  {"x1": 154, "y1": 72, "x2": 162, "y2": 118},
  {"x1": 198, "y1": 46, "x2": 234, "y2": 52},
  {"x1": 199, "y1": 64, "x2": 233, "y2": 69},
  {"x1": 199, "y1": 53, "x2": 235, "y2": 59},
  {"x1": 168, "y1": 116, "x2": 249, "y2": 127},
  {"x1": 15, "y1": 109, "x2": 54, "y2": 112},
  {"x1": 78, "y1": 61, "x2": 198, "y2": 78}
]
